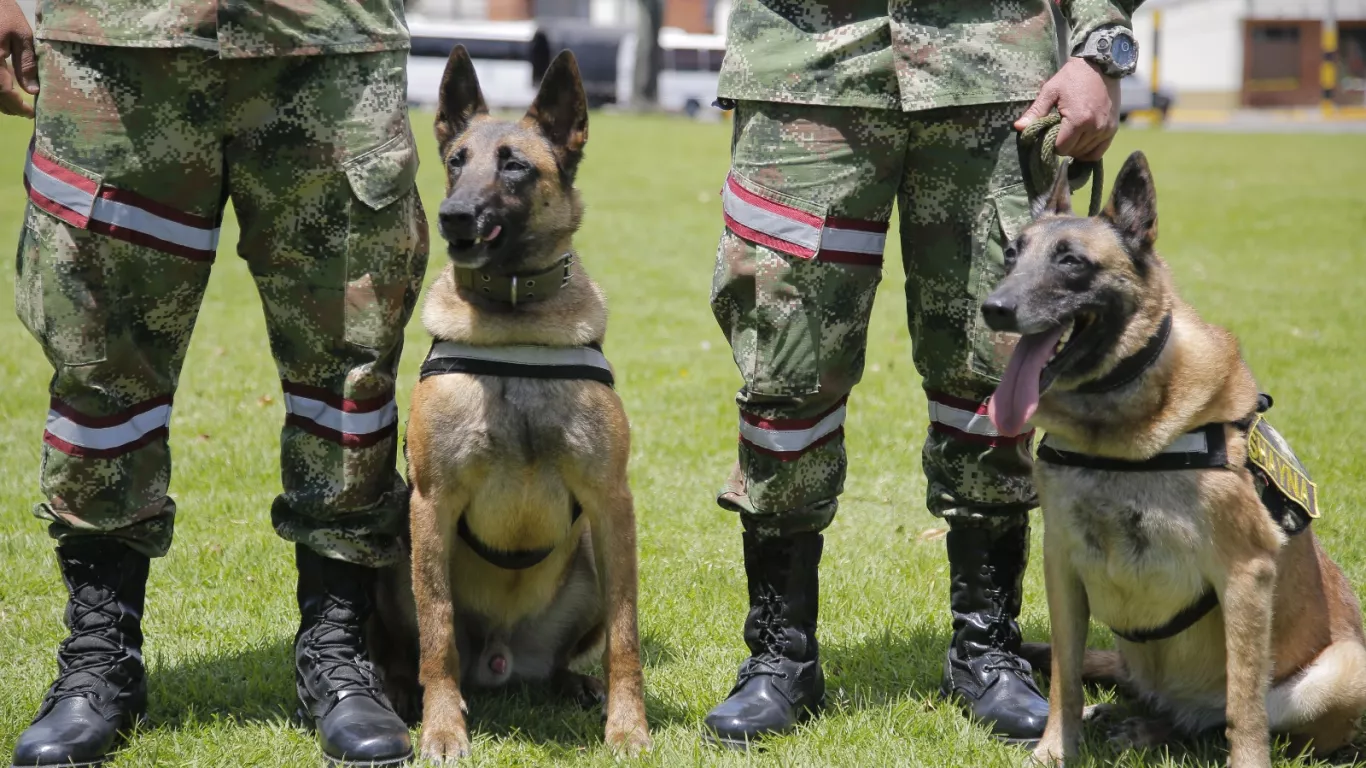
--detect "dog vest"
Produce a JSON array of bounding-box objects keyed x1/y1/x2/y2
[
  {"x1": 419, "y1": 340, "x2": 614, "y2": 569},
  {"x1": 1038, "y1": 391, "x2": 1319, "y2": 641}
]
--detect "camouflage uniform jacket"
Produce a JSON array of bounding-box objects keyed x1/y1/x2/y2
[
  {"x1": 32, "y1": 0, "x2": 410, "y2": 57},
  {"x1": 718, "y1": 0, "x2": 1139, "y2": 111}
]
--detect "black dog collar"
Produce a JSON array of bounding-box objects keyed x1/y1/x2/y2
[
  {"x1": 1074, "y1": 312, "x2": 1172, "y2": 395},
  {"x1": 452, "y1": 253, "x2": 574, "y2": 307}
]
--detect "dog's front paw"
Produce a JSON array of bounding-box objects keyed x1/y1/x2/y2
[
  {"x1": 605, "y1": 723, "x2": 651, "y2": 757},
  {"x1": 420, "y1": 725, "x2": 471, "y2": 763}
]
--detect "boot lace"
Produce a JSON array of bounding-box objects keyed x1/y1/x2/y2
[
  {"x1": 735, "y1": 587, "x2": 790, "y2": 685},
  {"x1": 300, "y1": 595, "x2": 383, "y2": 697},
  {"x1": 49, "y1": 590, "x2": 137, "y2": 700}
]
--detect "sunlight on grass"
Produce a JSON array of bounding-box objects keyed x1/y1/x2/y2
[{"x1": 0, "y1": 112, "x2": 1363, "y2": 766}]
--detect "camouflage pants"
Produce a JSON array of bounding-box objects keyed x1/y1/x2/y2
[
  {"x1": 711, "y1": 100, "x2": 1037, "y2": 537},
  {"x1": 16, "y1": 42, "x2": 428, "y2": 566}
]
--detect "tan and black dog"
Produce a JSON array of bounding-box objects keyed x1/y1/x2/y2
[
  {"x1": 370, "y1": 46, "x2": 650, "y2": 762},
  {"x1": 980, "y1": 152, "x2": 1366, "y2": 767}
]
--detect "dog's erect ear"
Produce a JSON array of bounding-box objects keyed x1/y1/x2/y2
[
  {"x1": 435, "y1": 45, "x2": 488, "y2": 148},
  {"x1": 1031, "y1": 158, "x2": 1074, "y2": 219},
  {"x1": 524, "y1": 50, "x2": 589, "y2": 177},
  {"x1": 1102, "y1": 151, "x2": 1159, "y2": 256}
]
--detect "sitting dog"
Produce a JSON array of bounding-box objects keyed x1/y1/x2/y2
[
  {"x1": 981, "y1": 151, "x2": 1366, "y2": 767},
  {"x1": 370, "y1": 46, "x2": 650, "y2": 762}
]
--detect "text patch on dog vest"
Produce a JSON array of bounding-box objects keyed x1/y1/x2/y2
[{"x1": 1246, "y1": 415, "x2": 1318, "y2": 532}]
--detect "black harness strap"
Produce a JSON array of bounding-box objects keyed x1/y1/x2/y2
[
  {"x1": 1111, "y1": 588, "x2": 1220, "y2": 644},
  {"x1": 1074, "y1": 313, "x2": 1173, "y2": 395},
  {"x1": 457, "y1": 501, "x2": 582, "y2": 571},
  {"x1": 1036, "y1": 422, "x2": 1230, "y2": 472},
  {"x1": 419, "y1": 341, "x2": 614, "y2": 387}
]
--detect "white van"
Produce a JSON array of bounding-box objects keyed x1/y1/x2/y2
[
  {"x1": 616, "y1": 27, "x2": 725, "y2": 116},
  {"x1": 406, "y1": 17, "x2": 539, "y2": 109},
  {"x1": 658, "y1": 28, "x2": 726, "y2": 117}
]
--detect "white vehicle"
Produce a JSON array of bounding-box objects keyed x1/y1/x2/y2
[
  {"x1": 616, "y1": 27, "x2": 726, "y2": 117},
  {"x1": 406, "y1": 17, "x2": 539, "y2": 110}
]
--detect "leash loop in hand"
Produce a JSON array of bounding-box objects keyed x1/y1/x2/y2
[{"x1": 1018, "y1": 113, "x2": 1104, "y2": 217}]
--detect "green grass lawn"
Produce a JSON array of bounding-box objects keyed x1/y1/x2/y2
[{"x1": 1, "y1": 110, "x2": 1364, "y2": 767}]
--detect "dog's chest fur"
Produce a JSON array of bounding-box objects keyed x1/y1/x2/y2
[
  {"x1": 1039, "y1": 465, "x2": 1216, "y2": 621},
  {"x1": 1038, "y1": 463, "x2": 1234, "y2": 711}
]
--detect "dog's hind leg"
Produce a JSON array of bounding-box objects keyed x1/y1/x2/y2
[
  {"x1": 1033, "y1": 526, "x2": 1091, "y2": 767},
  {"x1": 411, "y1": 486, "x2": 472, "y2": 763},
  {"x1": 1272, "y1": 640, "x2": 1366, "y2": 757}
]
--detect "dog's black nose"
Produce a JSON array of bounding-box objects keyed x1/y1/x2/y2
[
  {"x1": 438, "y1": 198, "x2": 478, "y2": 239},
  {"x1": 981, "y1": 295, "x2": 1018, "y2": 331}
]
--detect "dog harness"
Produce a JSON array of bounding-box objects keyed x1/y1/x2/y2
[
  {"x1": 1035, "y1": 320, "x2": 1319, "y2": 644},
  {"x1": 419, "y1": 340, "x2": 614, "y2": 570}
]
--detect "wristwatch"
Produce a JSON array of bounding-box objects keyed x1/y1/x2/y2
[{"x1": 1077, "y1": 27, "x2": 1139, "y2": 79}]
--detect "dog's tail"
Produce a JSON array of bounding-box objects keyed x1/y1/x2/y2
[{"x1": 1020, "y1": 642, "x2": 1129, "y2": 689}]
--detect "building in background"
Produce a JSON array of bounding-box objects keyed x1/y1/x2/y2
[
  {"x1": 409, "y1": 0, "x2": 732, "y2": 34},
  {"x1": 1133, "y1": 0, "x2": 1366, "y2": 108}
]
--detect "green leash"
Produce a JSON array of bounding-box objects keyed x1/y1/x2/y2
[{"x1": 1018, "y1": 112, "x2": 1104, "y2": 217}]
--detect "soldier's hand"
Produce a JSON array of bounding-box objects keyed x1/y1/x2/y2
[
  {"x1": 1015, "y1": 58, "x2": 1120, "y2": 162},
  {"x1": 0, "y1": 0, "x2": 37, "y2": 118}
]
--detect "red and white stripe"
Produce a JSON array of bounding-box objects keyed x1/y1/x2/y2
[
  {"x1": 283, "y1": 382, "x2": 397, "y2": 448},
  {"x1": 721, "y1": 174, "x2": 887, "y2": 267},
  {"x1": 739, "y1": 398, "x2": 847, "y2": 461},
  {"x1": 926, "y1": 392, "x2": 1032, "y2": 446},
  {"x1": 44, "y1": 396, "x2": 173, "y2": 458},
  {"x1": 24, "y1": 148, "x2": 220, "y2": 261}
]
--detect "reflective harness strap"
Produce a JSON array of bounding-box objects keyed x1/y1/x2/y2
[
  {"x1": 422, "y1": 340, "x2": 611, "y2": 569},
  {"x1": 420, "y1": 341, "x2": 614, "y2": 387}
]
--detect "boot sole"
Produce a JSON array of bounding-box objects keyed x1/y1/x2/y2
[{"x1": 321, "y1": 751, "x2": 414, "y2": 767}]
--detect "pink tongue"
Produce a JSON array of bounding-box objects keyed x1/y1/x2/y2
[
  {"x1": 490, "y1": 654, "x2": 507, "y2": 675},
  {"x1": 987, "y1": 326, "x2": 1067, "y2": 437},
  {"x1": 487, "y1": 225, "x2": 502, "y2": 240}
]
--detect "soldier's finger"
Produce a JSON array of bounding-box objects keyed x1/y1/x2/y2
[
  {"x1": 0, "y1": 85, "x2": 33, "y2": 117},
  {"x1": 15, "y1": 33, "x2": 37, "y2": 94},
  {"x1": 1054, "y1": 120, "x2": 1080, "y2": 156},
  {"x1": 1068, "y1": 130, "x2": 1104, "y2": 160},
  {"x1": 1075, "y1": 135, "x2": 1113, "y2": 163},
  {"x1": 1014, "y1": 87, "x2": 1058, "y2": 130}
]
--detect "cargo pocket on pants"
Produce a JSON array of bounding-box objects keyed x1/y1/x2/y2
[
  {"x1": 715, "y1": 171, "x2": 827, "y2": 397},
  {"x1": 969, "y1": 181, "x2": 1030, "y2": 380},
  {"x1": 341, "y1": 130, "x2": 426, "y2": 352},
  {"x1": 18, "y1": 149, "x2": 109, "y2": 367}
]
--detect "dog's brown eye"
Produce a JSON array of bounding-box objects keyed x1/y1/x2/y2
[
  {"x1": 447, "y1": 150, "x2": 466, "y2": 169},
  {"x1": 502, "y1": 159, "x2": 530, "y2": 173},
  {"x1": 1058, "y1": 252, "x2": 1086, "y2": 267}
]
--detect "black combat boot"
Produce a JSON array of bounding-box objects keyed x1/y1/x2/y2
[
  {"x1": 294, "y1": 544, "x2": 412, "y2": 766},
  {"x1": 941, "y1": 516, "x2": 1049, "y2": 743},
  {"x1": 12, "y1": 539, "x2": 149, "y2": 767},
  {"x1": 703, "y1": 530, "x2": 824, "y2": 750}
]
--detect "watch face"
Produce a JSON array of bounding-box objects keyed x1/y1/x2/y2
[{"x1": 1111, "y1": 33, "x2": 1137, "y2": 68}]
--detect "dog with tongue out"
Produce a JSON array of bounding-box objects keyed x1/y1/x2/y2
[{"x1": 979, "y1": 151, "x2": 1366, "y2": 768}]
